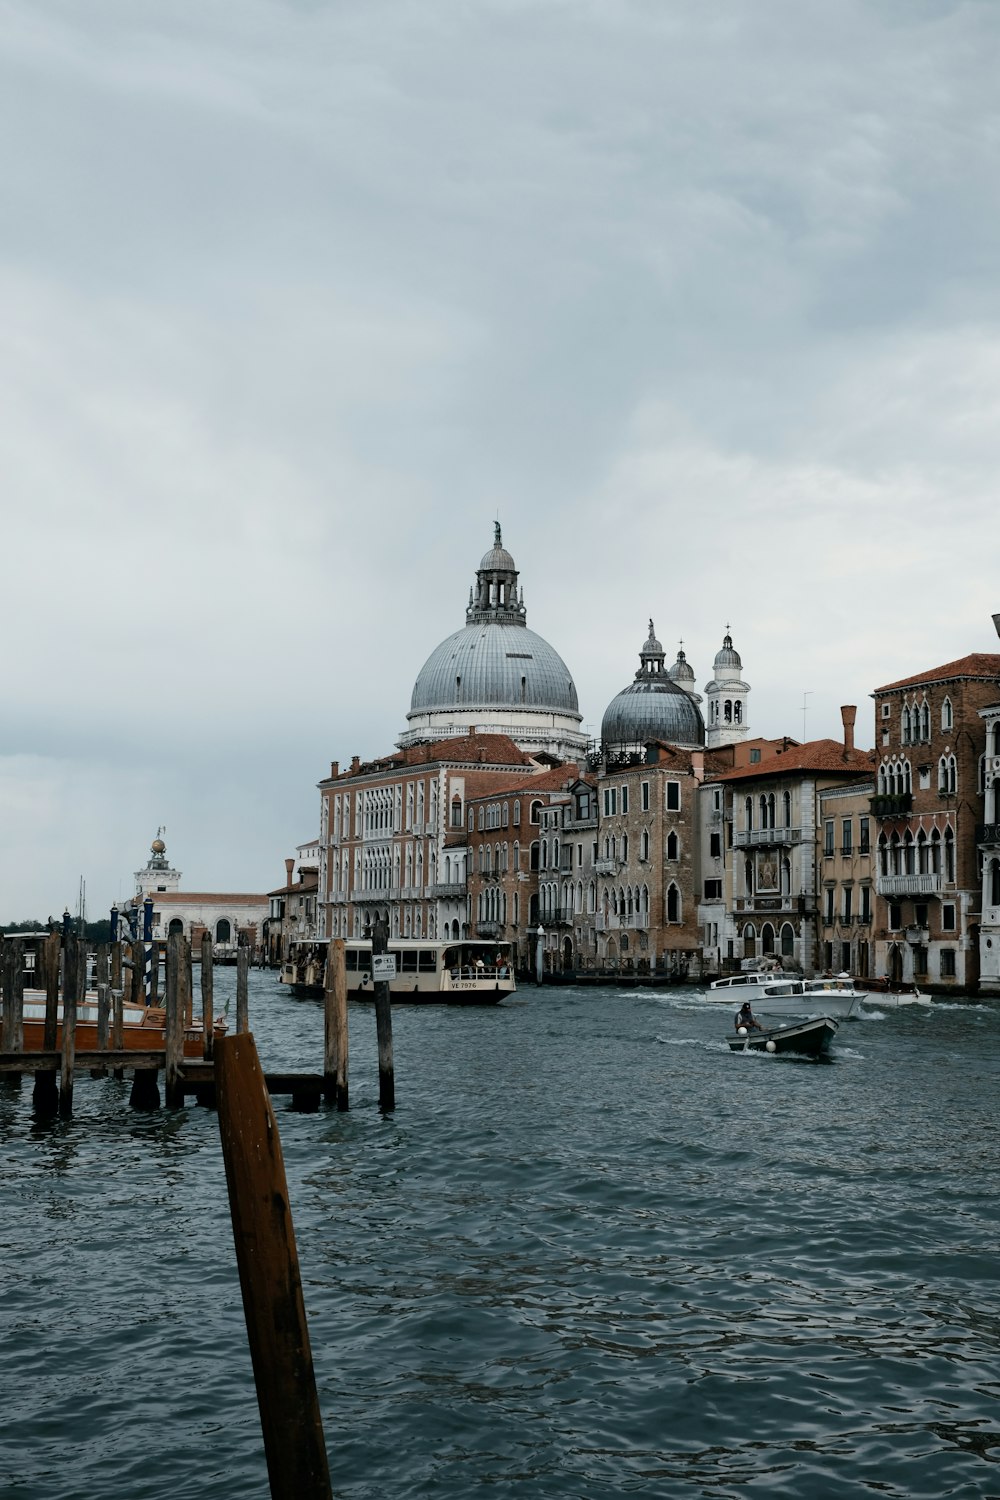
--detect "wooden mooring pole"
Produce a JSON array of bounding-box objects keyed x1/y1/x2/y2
[
  {"x1": 371, "y1": 916, "x2": 395, "y2": 1113},
  {"x1": 58, "y1": 935, "x2": 82, "y2": 1117},
  {"x1": 323, "y1": 938, "x2": 349, "y2": 1110},
  {"x1": 1, "y1": 937, "x2": 24, "y2": 1087},
  {"x1": 32, "y1": 933, "x2": 60, "y2": 1117},
  {"x1": 236, "y1": 946, "x2": 250, "y2": 1034},
  {"x1": 216, "y1": 1032, "x2": 332, "y2": 1500},
  {"x1": 164, "y1": 931, "x2": 185, "y2": 1109}
]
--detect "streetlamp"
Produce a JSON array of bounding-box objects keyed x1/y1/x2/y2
[{"x1": 535, "y1": 924, "x2": 545, "y2": 985}]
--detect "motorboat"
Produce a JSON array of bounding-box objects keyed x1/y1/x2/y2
[
  {"x1": 707, "y1": 970, "x2": 862, "y2": 1019},
  {"x1": 726, "y1": 1014, "x2": 839, "y2": 1058}
]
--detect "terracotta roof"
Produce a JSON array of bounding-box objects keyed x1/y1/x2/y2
[
  {"x1": 713, "y1": 739, "x2": 876, "y2": 783},
  {"x1": 324, "y1": 732, "x2": 532, "y2": 782},
  {"x1": 267, "y1": 876, "x2": 319, "y2": 898},
  {"x1": 874, "y1": 653, "x2": 1000, "y2": 694},
  {"x1": 467, "y1": 764, "x2": 589, "y2": 801}
]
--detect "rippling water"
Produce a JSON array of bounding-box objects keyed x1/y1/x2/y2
[{"x1": 2, "y1": 977, "x2": 999, "y2": 1498}]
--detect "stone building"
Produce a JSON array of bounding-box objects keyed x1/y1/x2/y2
[
  {"x1": 130, "y1": 836, "x2": 268, "y2": 955},
  {"x1": 977, "y1": 696, "x2": 1000, "y2": 994},
  {"x1": 264, "y1": 842, "x2": 320, "y2": 965},
  {"x1": 317, "y1": 731, "x2": 538, "y2": 945},
  {"x1": 711, "y1": 710, "x2": 875, "y2": 972},
  {"x1": 817, "y1": 778, "x2": 876, "y2": 977},
  {"x1": 871, "y1": 653, "x2": 1000, "y2": 991},
  {"x1": 466, "y1": 765, "x2": 594, "y2": 971}
]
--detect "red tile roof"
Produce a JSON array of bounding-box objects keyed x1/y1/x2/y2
[
  {"x1": 874, "y1": 654, "x2": 1000, "y2": 694},
  {"x1": 713, "y1": 739, "x2": 876, "y2": 783},
  {"x1": 325, "y1": 732, "x2": 533, "y2": 781},
  {"x1": 467, "y1": 764, "x2": 589, "y2": 801},
  {"x1": 149, "y1": 892, "x2": 268, "y2": 904}
]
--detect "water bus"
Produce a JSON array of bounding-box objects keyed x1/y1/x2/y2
[{"x1": 279, "y1": 938, "x2": 516, "y2": 1005}]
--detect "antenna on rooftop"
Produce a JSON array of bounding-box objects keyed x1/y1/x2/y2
[{"x1": 801, "y1": 691, "x2": 812, "y2": 742}]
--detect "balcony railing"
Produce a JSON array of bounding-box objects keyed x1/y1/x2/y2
[
  {"x1": 732, "y1": 828, "x2": 801, "y2": 848},
  {"x1": 871, "y1": 793, "x2": 913, "y2": 817},
  {"x1": 431, "y1": 882, "x2": 466, "y2": 898},
  {"x1": 595, "y1": 913, "x2": 650, "y2": 932},
  {"x1": 594, "y1": 858, "x2": 620, "y2": 876},
  {"x1": 876, "y1": 873, "x2": 943, "y2": 897},
  {"x1": 977, "y1": 823, "x2": 1000, "y2": 846},
  {"x1": 476, "y1": 921, "x2": 503, "y2": 939}
]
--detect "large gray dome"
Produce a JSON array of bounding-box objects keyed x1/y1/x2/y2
[
  {"x1": 410, "y1": 623, "x2": 579, "y2": 714},
  {"x1": 400, "y1": 524, "x2": 586, "y2": 760},
  {"x1": 601, "y1": 620, "x2": 705, "y2": 751}
]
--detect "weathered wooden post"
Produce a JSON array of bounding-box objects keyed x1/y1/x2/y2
[
  {"x1": 371, "y1": 916, "x2": 395, "y2": 1112},
  {"x1": 1, "y1": 936, "x2": 16, "y2": 1056},
  {"x1": 216, "y1": 1032, "x2": 332, "y2": 1500},
  {"x1": 59, "y1": 935, "x2": 82, "y2": 1117},
  {"x1": 164, "y1": 931, "x2": 185, "y2": 1109},
  {"x1": 201, "y1": 931, "x2": 214, "y2": 1060},
  {"x1": 93, "y1": 943, "x2": 110, "y2": 1078},
  {"x1": 32, "y1": 934, "x2": 60, "y2": 1117},
  {"x1": 323, "y1": 938, "x2": 349, "y2": 1111},
  {"x1": 129, "y1": 936, "x2": 160, "y2": 1110},
  {"x1": 236, "y1": 946, "x2": 250, "y2": 1035}
]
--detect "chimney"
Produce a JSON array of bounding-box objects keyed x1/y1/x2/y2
[
  {"x1": 841, "y1": 705, "x2": 857, "y2": 756},
  {"x1": 284, "y1": 857, "x2": 294, "y2": 888},
  {"x1": 993, "y1": 612, "x2": 1000, "y2": 640},
  {"x1": 330, "y1": 761, "x2": 339, "y2": 779},
  {"x1": 351, "y1": 755, "x2": 360, "y2": 773}
]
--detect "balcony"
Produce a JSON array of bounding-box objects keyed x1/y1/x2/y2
[
  {"x1": 594, "y1": 858, "x2": 620, "y2": 876},
  {"x1": 877, "y1": 873, "x2": 943, "y2": 897},
  {"x1": 977, "y1": 823, "x2": 1000, "y2": 847},
  {"x1": 476, "y1": 921, "x2": 502, "y2": 939},
  {"x1": 431, "y1": 882, "x2": 466, "y2": 898},
  {"x1": 732, "y1": 828, "x2": 801, "y2": 848},
  {"x1": 871, "y1": 793, "x2": 913, "y2": 818},
  {"x1": 595, "y1": 913, "x2": 649, "y2": 932},
  {"x1": 905, "y1": 925, "x2": 930, "y2": 945}
]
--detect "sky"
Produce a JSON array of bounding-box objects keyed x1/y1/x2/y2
[{"x1": 2, "y1": 0, "x2": 1000, "y2": 920}]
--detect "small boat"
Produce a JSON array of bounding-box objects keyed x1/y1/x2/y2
[
  {"x1": 15, "y1": 991, "x2": 224, "y2": 1058},
  {"x1": 726, "y1": 1014, "x2": 839, "y2": 1058},
  {"x1": 707, "y1": 971, "x2": 862, "y2": 1019}
]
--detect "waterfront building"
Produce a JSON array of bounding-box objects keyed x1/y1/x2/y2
[
  {"x1": 466, "y1": 766, "x2": 594, "y2": 971},
  {"x1": 978, "y1": 698, "x2": 1000, "y2": 995},
  {"x1": 871, "y1": 654, "x2": 1000, "y2": 990},
  {"x1": 317, "y1": 731, "x2": 538, "y2": 944},
  {"x1": 817, "y1": 776, "x2": 876, "y2": 978},
  {"x1": 710, "y1": 710, "x2": 874, "y2": 972},
  {"x1": 131, "y1": 835, "x2": 268, "y2": 954},
  {"x1": 264, "y1": 842, "x2": 320, "y2": 965},
  {"x1": 399, "y1": 524, "x2": 588, "y2": 763}
]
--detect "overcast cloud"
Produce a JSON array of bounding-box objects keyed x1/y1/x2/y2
[{"x1": 2, "y1": 0, "x2": 999, "y2": 919}]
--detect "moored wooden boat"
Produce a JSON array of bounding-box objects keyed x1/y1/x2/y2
[{"x1": 17, "y1": 991, "x2": 224, "y2": 1058}]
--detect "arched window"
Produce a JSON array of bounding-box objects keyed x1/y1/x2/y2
[
  {"x1": 783, "y1": 790, "x2": 792, "y2": 828},
  {"x1": 942, "y1": 697, "x2": 953, "y2": 732},
  {"x1": 502, "y1": 802, "x2": 509, "y2": 827},
  {"x1": 215, "y1": 918, "x2": 231, "y2": 943},
  {"x1": 734, "y1": 701, "x2": 742, "y2": 723},
  {"x1": 745, "y1": 796, "x2": 754, "y2": 831},
  {"x1": 640, "y1": 829, "x2": 649, "y2": 860},
  {"x1": 478, "y1": 807, "x2": 485, "y2": 831},
  {"x1": 761, "y1": 923, "x2": 775, "y2": 954},
  {"x1": 666, "y1": 884, "x2": 680, "y2": 922},
  {"x1": 530, "y1": 841, "x2": 540, "y2": 871},
  {"x1": 992, "y1": 858, "x2": 1000, "y2": 907},
  {"x1": 944, "y1": 828, "x2": 955, "y2": 882},
  {"x1": 920, "y1": 702, "x2": 930, "y2": 741},
  {"x1": 724, "y1": 700, "x2": 733, "y2": 723},
  {"x1": 513, "y1": 840, "x2": 520, "y2": 871},
  {"x1": 621, "y1": 832, "x2": 628, "y2": 861},
  {"x1": 745, "y1": 858, "x2": 753, "y2": 894},
  {"x1": 902, "y1": 705, "x2": 912, "y2": 744},
  {"x1": 993, "y1": 723, "x2": 1000, "y2": 757},
  {"x1": 666, "y1": 831, "x2": 679, "y2": 860},
  {"x1": 530, "y1": 801, "x2": 542, "y2": 824},
  {"x1": 742, "y1": 923, "x2": 756, "y2": 959},
  {"x1": 780, "y1": 922, "x2": 795, "y2": 957}
]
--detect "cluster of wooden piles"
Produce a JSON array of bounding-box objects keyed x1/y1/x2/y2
[{"x1": 0, "y1": 931, "x2": 356, "y2": 1117}]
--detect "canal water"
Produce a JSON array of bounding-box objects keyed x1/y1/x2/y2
[{"x1": 1, "y1": 977, "x2": 998, "y2": 1499}]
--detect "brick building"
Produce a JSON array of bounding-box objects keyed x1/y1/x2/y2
[{"x1": 871, "y1": 654, "x2": 1000, "y2": 991}]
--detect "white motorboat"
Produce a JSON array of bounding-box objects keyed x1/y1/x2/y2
[
  {"x1": 706, "y1": 970, "x2": 863, "y2": 1019},
  {"x1": 726, "y1": 1014, "x2": 839, "y2": 1058}
]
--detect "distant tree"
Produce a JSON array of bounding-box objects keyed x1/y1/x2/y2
[{"x1": 0, "y1": 918, "x2": 50, "y2": 934}]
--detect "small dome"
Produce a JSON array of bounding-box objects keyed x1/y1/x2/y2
[
  {"x1": 151, "y1": 837, "x2": 166, "y2": 855},
  {"x1": 668, "y1": 647, "x2": 695, "y2": 686},
  {"x1": 714, "y1": 632, "x2": 742, "y2": 670},
  {"x1": 480, "y1": 543, "x2": 517, "y2": 572}
]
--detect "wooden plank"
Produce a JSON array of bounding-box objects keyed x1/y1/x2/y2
[
  {"x1": 323, "y1": 939, "x2": 349, "y2": 1111},
  {"x1": 215, "y1": 1033, "x2": 332, "y2": 1500},
  {"x1": 371, "y1": 917, "x2": 395, "y2": 1113}
]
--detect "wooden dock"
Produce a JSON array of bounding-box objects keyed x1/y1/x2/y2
[{"x1": 0, "y1": 931, "x2": 360, "y2": 1117}]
